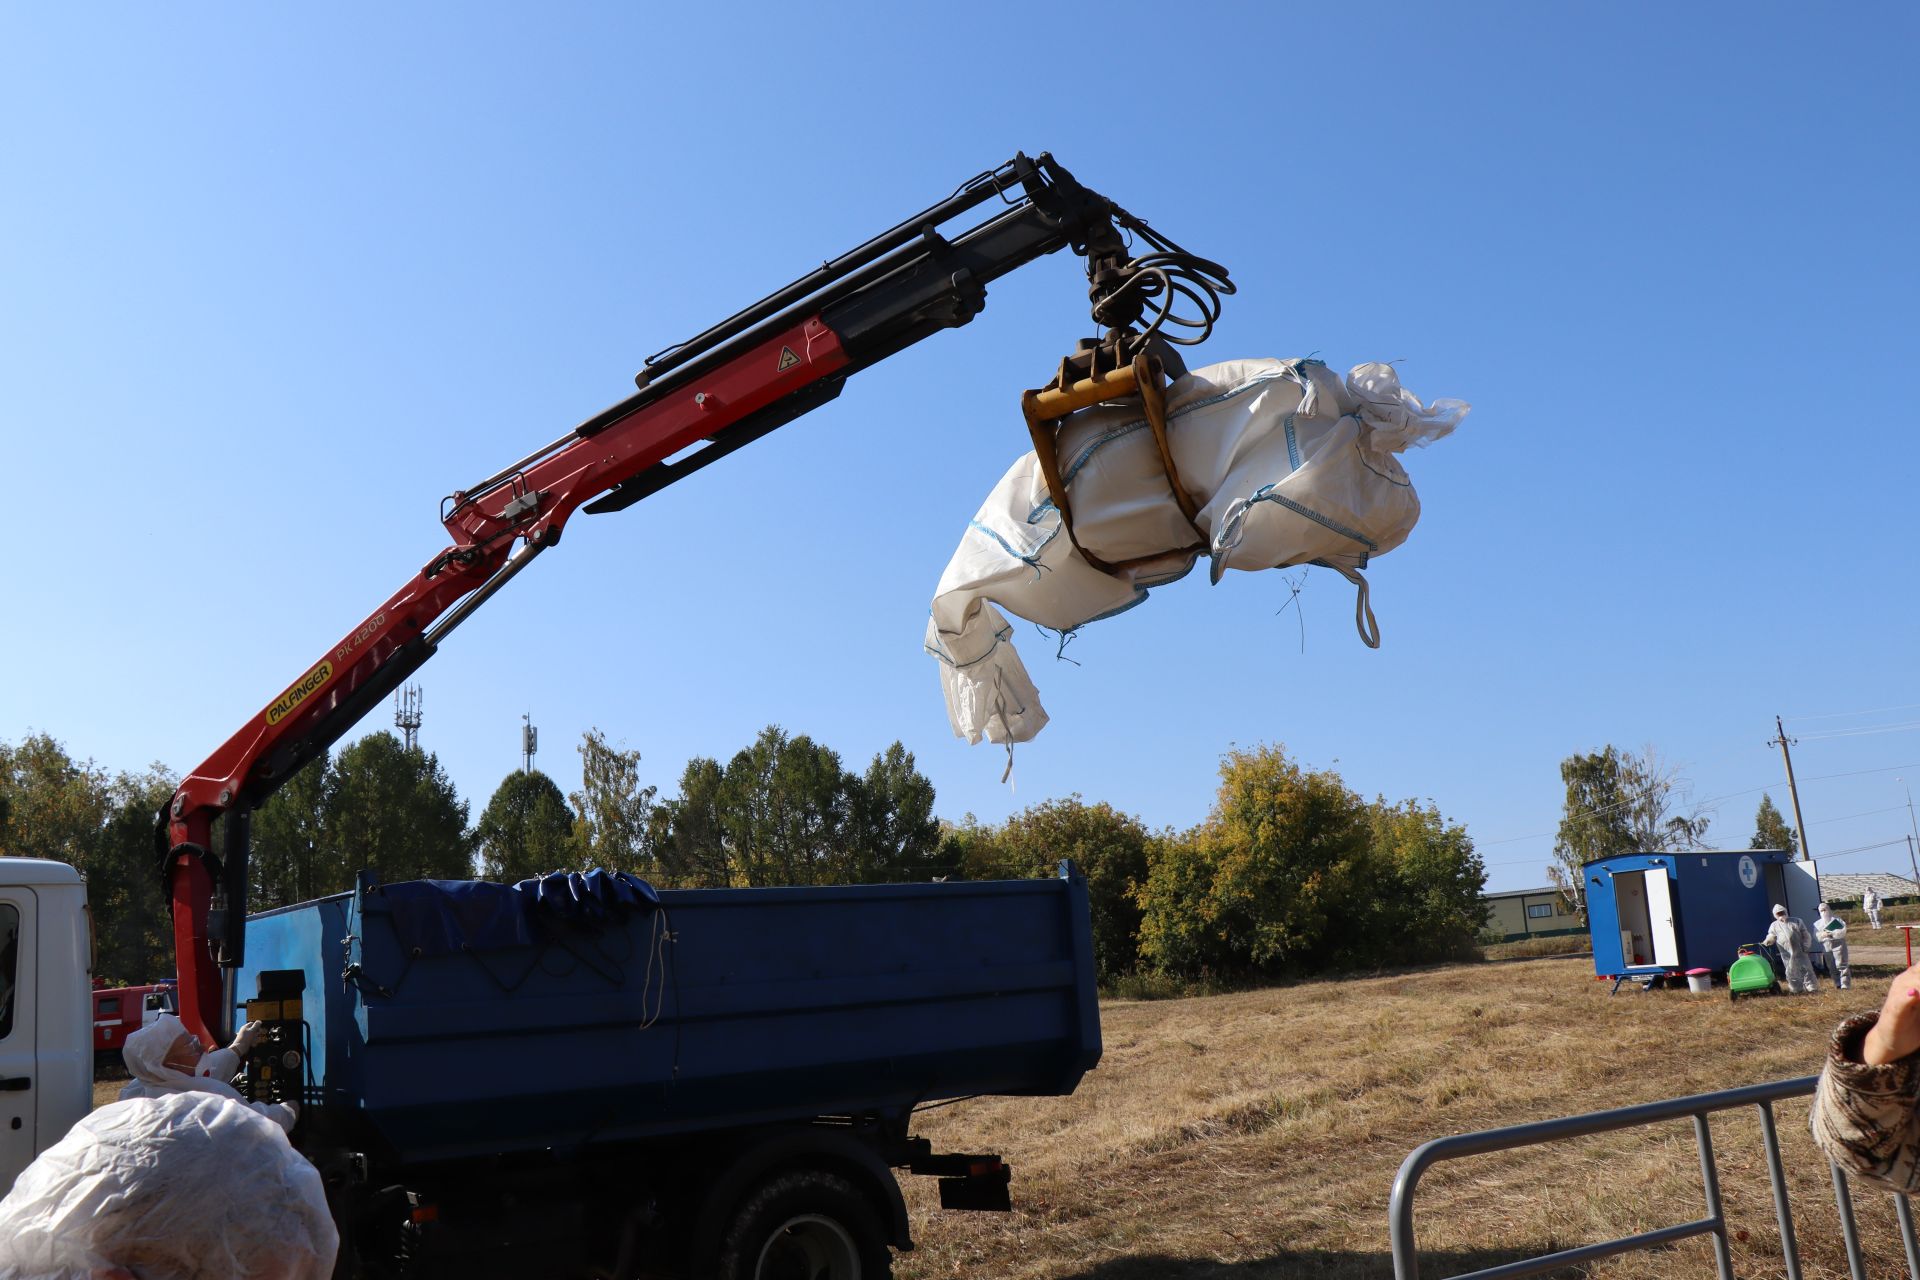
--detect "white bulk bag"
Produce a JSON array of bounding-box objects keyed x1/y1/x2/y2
[
  {"x1": 925, "y1": 358, "x2": 1466, "y2": 746},
  {"x1": 0, "y1": 1092, "x2": 337, "y2": 1280}
]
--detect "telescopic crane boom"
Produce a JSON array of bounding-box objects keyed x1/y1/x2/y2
[{"x1": 159, "y1": 152, "x2": 1232, "y2": 1047}]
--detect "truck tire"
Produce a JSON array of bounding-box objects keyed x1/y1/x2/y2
[{"x1": 714, "y1": 1169, "x2": 894, "y2": 1280}]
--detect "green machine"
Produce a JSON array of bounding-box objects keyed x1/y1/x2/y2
[{"x1": 1728, "y1": 943, "x2": 1783, "y2": 1002}]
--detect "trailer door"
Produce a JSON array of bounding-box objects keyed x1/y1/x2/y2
[
  {"x1": 0, "y1": 890, "x2": 37, "y2": 1193},
  {"x1": 1784, "y1": 860, "x2": 1822, "y2": 926},
  {"x1": 1644, "y1": 870, "x2": 1680, "y2": 966}
]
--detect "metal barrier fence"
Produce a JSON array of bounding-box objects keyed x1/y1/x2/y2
[{"x1": 1389, "y1": 1074, "x2": 1920, "y2": 1280}]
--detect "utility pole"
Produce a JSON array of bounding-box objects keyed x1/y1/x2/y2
[
  {"x1": 1902, "y1": 779, "x2": 1920, "y2": 893},
  {"x1": 1769, "y1": 715, "x2": 1811, "y2": 859},
  {"x1": 521, "y1": 713, "x2": 538, "y2": 774}
]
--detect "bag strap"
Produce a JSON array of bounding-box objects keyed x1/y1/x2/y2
[{"x1": 1327, "y1": 563, "x2": 1382, "y2": 649}]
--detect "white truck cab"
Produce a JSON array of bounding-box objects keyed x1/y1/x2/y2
[{"x1": 0, "y1": 857, "x2": 94, "y2": 1193}]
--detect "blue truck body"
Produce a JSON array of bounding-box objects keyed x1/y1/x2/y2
[{"x1": 235, "y1": 866, "x2": 1102, "y2": 1171}]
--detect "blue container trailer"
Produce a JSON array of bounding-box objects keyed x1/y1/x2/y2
[
  {"x1": 233, "y1": 865, "x2": 1101, "y2": 1280},
  {"x1": 1584, "y1": 849, "x2": 1817, "y2": 983}
]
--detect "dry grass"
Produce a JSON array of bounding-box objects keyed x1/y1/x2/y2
[
  {"x1": 897, "y1": 957, "x2": 1903, "y2": 1280},
  {"x1": 1843, "y1": 917, "x2": 1920, "y2": 955},
  {"x1": 1479, "y1": 935, "x2": 1591, "y2": 962}
]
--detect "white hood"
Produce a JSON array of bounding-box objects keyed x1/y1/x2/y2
[{"x1": 121, "y1": 1013, "x2": 242, "y2": 1103}]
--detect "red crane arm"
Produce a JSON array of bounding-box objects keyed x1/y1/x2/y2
[
  {"x1": 160, "y1": 152, "x2": 1234, "y2": 1046},
  {"x1": 164, "y1": 319, "x2": 850, "y2": 1042},
  {"x1": 168, "y1": 317, "x2": 847, "y2": 830}
]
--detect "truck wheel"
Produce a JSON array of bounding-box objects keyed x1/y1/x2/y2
[{"x1": 715, "y1": 1170, "x2": 893, "y2": 1280}]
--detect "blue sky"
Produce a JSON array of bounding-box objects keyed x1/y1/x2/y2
[{"x1": 3, "y1": 5, "x2": 1916, "y2": 894}]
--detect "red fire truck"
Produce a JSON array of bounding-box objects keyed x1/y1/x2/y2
[{"x1": 89, "y1": 980, "x2": 175, "y2": 1068}]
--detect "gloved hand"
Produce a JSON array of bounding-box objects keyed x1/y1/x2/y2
[{"x1": 231, "y1": 1020, "x2": 264, "y2": 1056}]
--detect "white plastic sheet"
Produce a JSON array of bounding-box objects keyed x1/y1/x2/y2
[
  {"x1": 0, "y1": 1092, "x2": 337, "y2": 1280},
  {"x1": 925, "y1": 358, "x2": 1466, "y2": 746}
]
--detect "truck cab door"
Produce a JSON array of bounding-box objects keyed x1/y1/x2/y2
[{"x1": 0, "y1": 890, "x2": 37, "y2": 1192}]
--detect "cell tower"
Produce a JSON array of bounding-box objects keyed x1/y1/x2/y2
[
  {"x1": 521, "y1": 712, "x2": 538, "y2": 774},
  {"x1": 394, "y1": 685, "x2": 423, "y2": 750}
]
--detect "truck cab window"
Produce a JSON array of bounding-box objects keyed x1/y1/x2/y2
[{"x1": 0, "y1": 903, "x2": 17, "y2": 1041}]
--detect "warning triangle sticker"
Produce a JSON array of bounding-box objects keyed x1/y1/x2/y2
[{"x1": 776, "y1": 346, "x2": 800, "y2": 372}]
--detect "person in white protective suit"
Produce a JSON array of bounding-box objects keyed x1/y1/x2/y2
[
  {"x1": 0, "y1": 1091, "x2": 336, "y2": 1280},
  {"x1": 1816, "y1": 902, "x2": 1851, "y2": 990},
  {"x1": 1766, "y1": 903, "x2": 1818, "y2": 995},
  {"x1": 118, "y1": 1012, "x2": 298, "y2": 1133},
  {"x1": 1865, "y1": 887, "x2": 1884, "y2": 929}
]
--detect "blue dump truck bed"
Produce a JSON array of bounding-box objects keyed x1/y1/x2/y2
[{"x1": 238, "y1": 866, "x2": 1101, "y2": 1168}]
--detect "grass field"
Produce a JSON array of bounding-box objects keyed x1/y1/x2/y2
[{"x1": 895, "y1": 954, "x2": 1902, "y2": 1280}]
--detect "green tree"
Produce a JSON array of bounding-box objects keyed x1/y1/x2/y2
[
  {"x1": 657, "y1": 728, "x2": 942, "y2": 888},
  {"x1": 941, "y1": 797, "x2": 1152, "y2": 980},
  {"x1": 568, "y1": 729, "x2": 659, "y2": 876},
  {"x1": 475, "y1": 769, "x2": 577, "y2": 883},
  {"x1": 250, "y1": 756, "x2": 333, "y2": 909},
  {"x1": 664, "y1": 727, "x2": 848, "y2": 887},
  {"x1": 1549, "y1": 745, "x2": 1710, "y2": 918},
  {"x1": 325, "y1": 733, "x2": 472, "y2": 886},
  {"x1": 0, "y1": 735, "x2": 177, "y2": 982},
  {"x1": 655, "y1": 757, "x2": 730, "y2": 887},
  {"x1": 89, "y1": 767, "x2": 178, "y2": 983},
  {"x1": 845, "y1": 743, "x2": 942, "y2": 884},
  {"x1": 1751, "y1": 794, "x2": 1799, "y2": 854},
  {"x1": 0, "y1": 733, "x2": 111, "y2": 864},
  {"x1": 1137, "y1": 745, "x2": 1373, "y2": 979},
  {"x1": 1356, "y1": 798, "x2": 1487, "y2": 966}
]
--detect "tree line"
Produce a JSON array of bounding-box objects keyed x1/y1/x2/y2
[
  {"x1": 0, "y1": 731, "x2": 1488, "y2": 988},
  {"x1": 944, "y1": 747, "x2": 1488, "y2": 983}
]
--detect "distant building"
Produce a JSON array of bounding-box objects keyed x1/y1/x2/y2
[
  {"x1": 1815, "y1": 872, "x2": 1918, "y2": 905},
  {"x1": 1482, "y1": 886, "x2": 1582, "y2": 942}
]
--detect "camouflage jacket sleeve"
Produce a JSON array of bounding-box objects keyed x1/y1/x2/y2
[{"x1": 1812, "y1": 1012, "x2": 1920, "y2": 1191}]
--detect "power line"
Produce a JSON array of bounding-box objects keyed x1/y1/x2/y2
[
  {"x1": 1786, "y1": 701, "x2": 1920, "y2": 724},
  {"x1": 1805, "y1": 838, "x2": 1909, "y2": 861},
  {"x1": 1477, "y1": 777, "x2": 1780, "y2": 849},
  {"x1": 1483, "y1": 761, "x2": 1920, "y2": 848},
  {"x1": 1489, "y1": 835, "x2": 1915, "y2": 874},
  {"x1": 1804, "y1": 761, "x2": 1920, "y2": 784},
  {"x1": 1808, "y1": 803, "x2": 1910, "y2": 827},
  {"x1": 1798, "y1": 721, "x2": 1920, "y2": 743},
  {"x1": 1476, "y1": 723, "x2": 1920, "y2": 860}
]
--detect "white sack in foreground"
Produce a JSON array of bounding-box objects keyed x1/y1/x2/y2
[
  {"x1": 0, "y1": 1092, "x2": 337, "y2": 1280},
  {"x1": 925, "y1": 358, "x2": 1467, "y2": 746}
]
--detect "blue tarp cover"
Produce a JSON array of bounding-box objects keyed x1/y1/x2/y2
[{"x1": 379, "y1": 871, "x2": 658, "y2": 958}]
